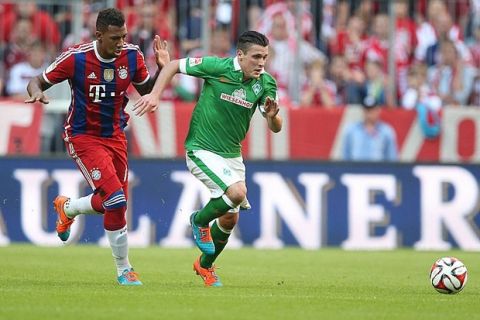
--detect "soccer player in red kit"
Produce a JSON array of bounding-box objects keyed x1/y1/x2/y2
[{"x1": 25, "y1": 8, "x2": 170, "y2": 285}]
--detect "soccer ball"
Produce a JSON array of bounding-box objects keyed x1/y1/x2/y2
[{"x1": 430, "y1": 257, "x2": 468, "y2": 294}]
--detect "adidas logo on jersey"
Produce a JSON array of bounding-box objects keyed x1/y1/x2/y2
[{"x1": 87, "y1": 72, "x2": 97, "y2": 79}]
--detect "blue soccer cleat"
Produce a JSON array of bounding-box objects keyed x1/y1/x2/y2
[
  {"x1": 190, "y1": 212, "x2": 215, "y2": 255},
  {"x1": 117, "y1": 269, "x2": 143, "y2": 286}
]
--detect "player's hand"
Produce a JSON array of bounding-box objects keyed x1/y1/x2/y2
[
  {"x1": 264, "y1": 96, "x2": 279, "y2": 118},
  {"x1": 132, "y1": 93, "x2": 159, "y2": 116},
  {"x1": 153, "y1": 35, "x2": 170, "y2": 69},
  {"x1": 25, "y1": 92, "x2": 49, "y2": 104}
]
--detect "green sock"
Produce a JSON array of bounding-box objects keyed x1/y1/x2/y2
[
  {"x1": 194, "y1": 196, "x2": 233, "y2": 227},
  {"x1": 200, "y1": 220, "x2": 231, "y2": 268}
]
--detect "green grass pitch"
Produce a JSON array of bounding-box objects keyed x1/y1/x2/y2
[{"x1": 0, "y1": 245, "x2": 478, "y2": 320}]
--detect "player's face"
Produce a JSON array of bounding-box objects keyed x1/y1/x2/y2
[
  {"x1": 96, "y1": 24, "x2": 127, "y2": 59},
  {"x1": 237, "y1": 44, "x2": 269, "y2": 80}
]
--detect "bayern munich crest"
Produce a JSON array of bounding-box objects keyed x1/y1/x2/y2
[
  {"x1": 91, "y1": 168, "x2": 101, "y2": 181},
  {"x1": 118, "y1": 66, "x2": 128, "y2": 79}
]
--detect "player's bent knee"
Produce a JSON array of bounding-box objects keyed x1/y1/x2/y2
[
  {"x1": 103, "y1": 189, "x2": 127, "y2": 210},
  {"x1": 226, "y1": 183, "x2": 247, "y2": 206}
]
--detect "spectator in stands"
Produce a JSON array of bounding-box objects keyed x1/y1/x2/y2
[
  {"x1": 174, "y1": 25, "x2": 234, "y2": 102},
  {"x1": 129, "y1": 3, "x2": 159, "y2": 72},
  {"x1": 342, "y1": 95, "x2": 398, "y2": 161},
  {"x1": 362, "y1": 12, "x2": 416, "y2": 100},
  {"x1": 354, "y1": 0, "x2": 375, "y2": 34},
  {"x1": 62, "y1": 7, "x2": 98, "y2": 50},
  {"x1": 2, "y1": 19, "x2": 36, "y2": 74},
  {"x1": 0, "y1": 1, "x2": 60, "y2": 51},
  {"x1": 415, "y1": 0, "x2": 448, "y2": 62},
  {"x1": 328, "y1": 54, "x2": 349, "y2": 105},
  {"x1": 179, "y1": 1, "x2": 216, "y2": 54},
  {"x1": 393, "y1": 0, "x2": 417, "y2": 96},
  {"x1": 300, "y1": 59, "x2": 336, "y2": 108},
  {"x1": 424, "y1": 11, "x2": 472, "y2": 67},
  {"x1": 6, "y1": 41, "x2": 47, "y2": 100},
  {"x1": 469, "y1": 24, "x2": 480, "y2": 68},
  {"x1": 402, "y1": 63, "x2": 442, "y2": 138},
  {"x1": 363, "y1": 58, "x2": 387, "y2": 107},
  {"x1": 328, "y1": 14, "x2": 366, "y2": 104},
  {"x1": 402, "y1": 63, "x2": 441, "y2": 110},
  {"x1": 428, "y1": 39, "x2": 477, "y2": 106},
  {"x1": 468, "y1": 24, "x2": 480, "y2": 105},
  {"x1": 464, "y1": 0, "x2": 480, "y2": 44},
  {"x1": 259, "y1": 9, "x2": 325, "y2": 102}
]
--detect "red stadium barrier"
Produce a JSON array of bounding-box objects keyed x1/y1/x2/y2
[
  {"x1": 128, "y1": 102, "x2": 479, "y2": 163},
  {"x1": 0, "y1": 101, "x2": 42, "y2": 155},
  {"x1": 2, "y1": 98, "x2": 480, "y2": 163}
]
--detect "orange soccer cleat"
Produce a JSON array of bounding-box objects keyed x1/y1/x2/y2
[
  {"x1": 53, "y1": 196, "x2": 74, "y2": 241},
  {"x1": 193, "y1": 256, "x2": 223, "y2": 287}
]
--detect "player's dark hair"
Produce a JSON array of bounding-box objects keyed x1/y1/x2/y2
[
  {"x1": 237, "y1": 31, "x2": 269, "y2": 53},
  {"x1": 96, "y1": 8, "x2": 125, "y2": 32}
]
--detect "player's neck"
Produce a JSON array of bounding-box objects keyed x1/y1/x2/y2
[{"x1": 94, "y1": 40, "x2": 116, "y2": 62}]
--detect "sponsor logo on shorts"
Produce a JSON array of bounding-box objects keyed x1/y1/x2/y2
[{"x1": 91, "y1": 168, "x2": 101, "y2": 181}]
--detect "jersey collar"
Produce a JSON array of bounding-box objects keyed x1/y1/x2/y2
[
  {"x1": 93, "y1": 40, "x2": 116, "y2": 63},
  {"x1": 233, "y1": 56, "x2": 241, "y2": 71}
]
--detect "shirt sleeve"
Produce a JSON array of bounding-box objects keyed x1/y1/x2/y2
[
  {"x1": 43, "y1": 52, "x2": 75, "y2": 85},
  {"x1": 132, "y1": 50, "x2": 150, "y2": 85},
  {"x1": 179, "y1": 56, "x2": 219, "y2": 79}
]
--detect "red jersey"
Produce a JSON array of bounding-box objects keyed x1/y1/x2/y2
[{"x1": 43, "y1": 41, "x2": 150, "y2": 138}]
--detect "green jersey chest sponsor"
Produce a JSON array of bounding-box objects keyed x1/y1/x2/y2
[{"x1": 219, "y1": 88, "x2": 254, "y2": 109}]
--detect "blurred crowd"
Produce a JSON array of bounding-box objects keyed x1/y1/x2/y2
[{"x1": 0, "y1": 0, "x2": 479, "y2": 154}]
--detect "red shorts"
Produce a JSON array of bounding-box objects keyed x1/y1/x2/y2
[{"x1": 65, "y1": 133, "x2": 128, "y2": 199}]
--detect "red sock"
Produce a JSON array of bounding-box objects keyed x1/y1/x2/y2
[{"x1": 104, "y1": 207, "x2": 126, "y2": 231}]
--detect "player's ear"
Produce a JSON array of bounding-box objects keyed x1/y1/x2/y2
[
  {"x1": 237, "y1": 49, "x2": 244, "y2": 61},
  {"x1": 95, "y1": 30, "x2": 103, "y2": 41}
]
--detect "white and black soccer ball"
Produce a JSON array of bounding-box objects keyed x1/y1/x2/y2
[{"x1": 430, "y1": 257, "x2": 468, "y2": 294}]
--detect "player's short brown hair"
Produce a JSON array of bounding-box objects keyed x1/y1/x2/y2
[
  {"x1": 96, "y1": 8, "x2": 125, "y2": 32},
  {"x1": 237, "y1": 31, "x2": 269, "y2": 53}
]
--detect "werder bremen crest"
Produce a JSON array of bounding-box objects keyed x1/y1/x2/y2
[
  {"x1": 252, "y1": 82, "x2": 262, "y2": 95},
  {"x1": 232, "y1": 88, "x2": 246, "y2": 100},
  {"x1": 104, "y1": 69, "x2": 114, "y2": 82}
]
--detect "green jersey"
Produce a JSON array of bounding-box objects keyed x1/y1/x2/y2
[{"x1": 179, "y1": 56, "x2": 278, "y2": 158}]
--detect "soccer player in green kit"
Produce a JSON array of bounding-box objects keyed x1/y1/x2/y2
[{"x1": 133, "y1": 31, "x2": 282, "y2": 287}]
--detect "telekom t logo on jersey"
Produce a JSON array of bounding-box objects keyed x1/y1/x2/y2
[{"x1": 89, "y1": 85, "x2": 116, "y2": 102}]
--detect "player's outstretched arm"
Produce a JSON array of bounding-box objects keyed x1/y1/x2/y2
[
  {"x1": 25, "y1": 75, "x2": 51, "y2": 104},
  {"x1": 132, "y1": 59, "x2": 180, "y2": 116},
  {"x1": 264, "y1": 96, "x2": 282, "y2": 133}
]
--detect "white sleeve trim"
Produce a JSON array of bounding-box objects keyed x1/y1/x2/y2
[
  {"x1": 42, "y1": 72, "x2": 54, "y2": 85},
  {"x1": 179, "y1": 58, "x2": 188, "y2": 74},
  {"x1": 132, "y1": 73, "x2": 150, "y2": 85}
]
